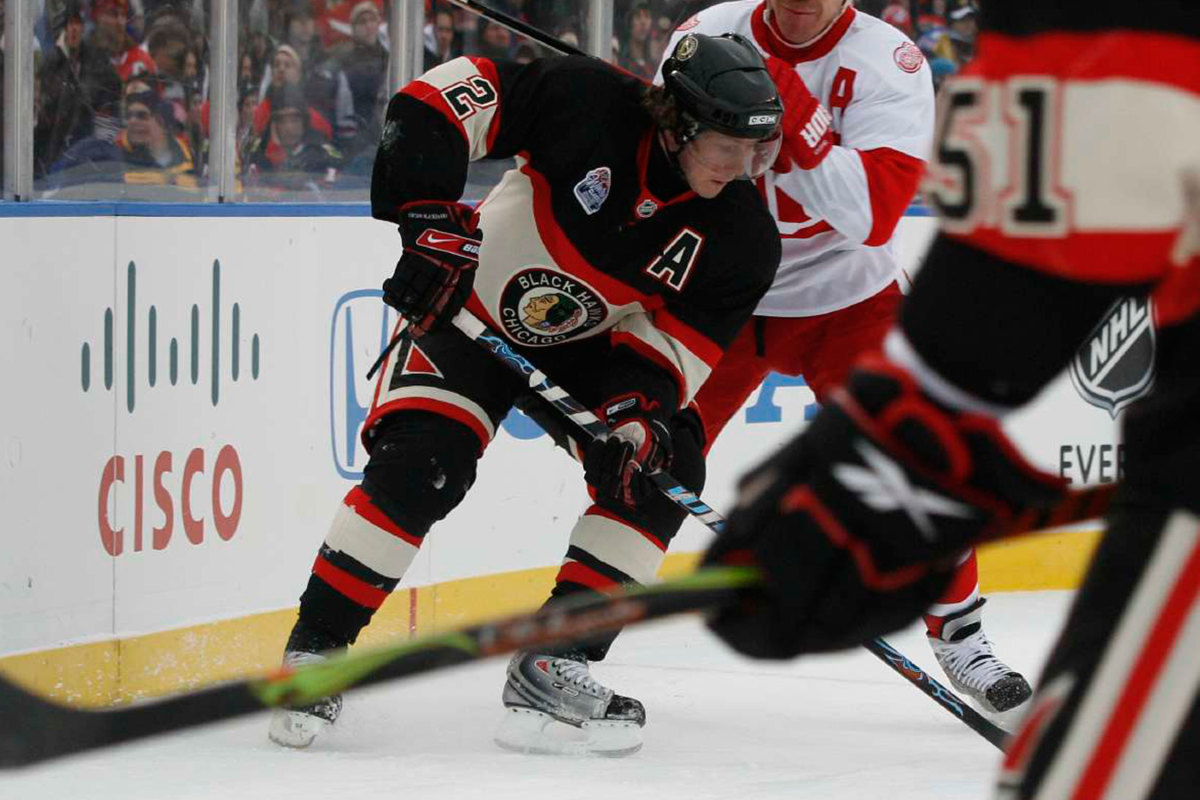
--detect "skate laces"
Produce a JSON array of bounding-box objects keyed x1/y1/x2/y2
[
  {"x1": 553, "y1": 658, "x2": 604, "y2": 695},
  {"x1": 933, "y1": 630, "x2": 1013, "y2": 692}
]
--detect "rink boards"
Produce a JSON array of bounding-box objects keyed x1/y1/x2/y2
[{"x1": 0, "y1": 210, "x2": 1125, "y2": 704}]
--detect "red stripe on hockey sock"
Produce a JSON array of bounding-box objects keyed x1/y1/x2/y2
[
  {"x1": 925, "y1": 550, "x2": 981, "y2": 634},
  {"x1": 556, "y1": 560, "x2": 618, "y2": 592},
  {"x1": 312, "y1": 554, "x2": 388, "y2": 610},
  {"x1": 585, "y1": 505, "x2": 667, "y2": 551},
  {"x1": 1072, "y1": 530, "x2": 1200, "y2": 800},
  {"x1": 344, "y1": 486, "x2": 423, "y2": 548}
]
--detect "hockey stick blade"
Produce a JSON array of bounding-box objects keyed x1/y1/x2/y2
[{"x1": 0, "y1": 567, "x2": 757, "y2": 769}]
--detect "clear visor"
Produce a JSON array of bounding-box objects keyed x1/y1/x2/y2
[{"x1": 684, "y1": 128, "x2": 782, "y2": 181}]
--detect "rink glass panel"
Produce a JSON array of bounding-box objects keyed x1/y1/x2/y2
[
  {"x1": 233, "y1": 0, "x2": 391, "y2": 202},
  {"x1": 30, "y1": 0, "x2": 213, "y2": 200}
]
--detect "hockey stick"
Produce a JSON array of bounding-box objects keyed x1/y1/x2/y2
[
  {"x1": 448, "y1": 308, "x2": 1111, "y2": 751},
  {"x1": 0, "y1": 477, "x2": 1108, "y2": 772},
  {"x1": 0, "y1": 498, "x2": 1110, "y2": 767},
  {"x1": 0, "y1": 566, "x2": 754, "y2": 768},
  {"x1": 0, "y1": 328, "x2": 1110, "y2": 768}
]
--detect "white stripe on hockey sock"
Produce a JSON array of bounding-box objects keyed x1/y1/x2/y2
[
  {"x1": 1036, "y1": 511, "x2": 1200, "y2": 800},
  {"x1": 323, "y1": 502, "x2": 421, "y2": 580},
  {"x1": 926, "y1": 587, "x2": 981, "y2": 619},
  {"x1": 1102, "y1": 579, "x2": 1200, "y2": 800},
  {"x1": 567, "y1": 512, "x2": 666, "y2": 586}
]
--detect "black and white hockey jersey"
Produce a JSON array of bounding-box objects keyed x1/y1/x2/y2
[{"x1": 371, "y1": 55, "x2": 781, "y2": 412}]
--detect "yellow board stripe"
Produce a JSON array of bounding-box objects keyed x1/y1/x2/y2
[{"x1": 0, "y1": 531, "x2": 1101, "y2": 707}]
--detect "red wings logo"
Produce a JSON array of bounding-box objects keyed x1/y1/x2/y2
[
  {"x1": 677, "y1": 14, "x2": 700, "y2": 31},
  {"x1": 894, "y1": 42, "x2": 925, "y2": 74}
]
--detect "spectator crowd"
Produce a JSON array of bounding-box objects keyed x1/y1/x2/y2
[{"x1": 18, "y1": 0, "x2": 980, "y2": 200}]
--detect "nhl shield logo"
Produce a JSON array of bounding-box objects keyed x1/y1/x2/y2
[
  {"x1": 574, "y1": 167, "x2": 612, "y2": 215},
  {"x1": 636, "y1": 198, "x2": 659, "y2": 218},
  {"x1": 1069, "y1": 296, "x2": 1156, "y2": 419}
]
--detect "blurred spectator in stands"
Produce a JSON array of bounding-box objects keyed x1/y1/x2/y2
[
  {"x1": 914, "y1": 0, "x2": 947, "y2": 35},
  {"x1": 514, "y1": 41, "x2": 540, "y2": 63},
  {"x1": 333, "y1": 1, "x2": 388, "y2": 158},
  {"x1": 144, "y1": 17, "x2": 193, "y2": 82},
  {"x1": 272, "y1": 0, "x2": 357, "y2": 145},
  {"x1": 881, "y1": 0, "x2": 913, "y2": 36},
  {"x1": 946, "y1": 3, "x2": 977, "y2": 64},
  {"x1": 1, "y1": 2, "x2": 5, "y2": 189},
  {"x1": 46, "y1": 85, "x2": 196, "y2": 188},
  {"x1": 36, "y1": 3, "x2": 124, "y2": 178},
  {"x1": 555, "y1": 26, "x2": 579, "y2": 51},
  {"x1": 928, "y1": 55, "x2": 957, "y2": 91},
  {"x1": 245, "y1": 29, "x2": 274, "y2": 84},
  {"x1": 453, "y1": 4, "x2": 481, "y2": 55},
  {"x1": 650, "y1": 13, "x2": 672, "y2": 64},
  {"x1": 91, "y1": 0, "x2": 157, "y2": 82},
  {"x1": 617, "y1": 0, "x2": 655, "y2": 80},
  {"x1": 477, "y1": 19, "x2": 514, "y2": 59},
  {"x1": 255, "y1": 44, "x2": 336, "y2": 141},
  {"x1": 247, "y1": 83, "x2": 342, "y2": 193},
  {"x1": 116, "y1": 89, "x2": 197, "y2": 185},
  {"x1": 425, "y1": 6, "x2": 459, "y2": 69},
  {"x1": 316, "y1": 0, "x2": 384, "y2": 47}
]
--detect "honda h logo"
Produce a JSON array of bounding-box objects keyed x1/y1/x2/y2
[{"x1": 330, "y1": 290, "x2": 399, "y2": 480}]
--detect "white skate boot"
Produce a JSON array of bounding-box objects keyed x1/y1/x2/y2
[
  {"x1": 267, "y1": 650, "x2": 344, "y2": 748},
  {"x1": 495, "y1": 652, "x2": 645, "y2": 757},
  {"x1": 929, "y1": 598, "x2": 1032, "y2": 722}
]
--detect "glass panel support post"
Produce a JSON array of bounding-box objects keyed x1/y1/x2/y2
[{"x1": 3, "y1": 0, "x2": 34, "y2": 200}]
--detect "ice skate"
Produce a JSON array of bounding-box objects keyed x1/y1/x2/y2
[
  {"x1": 495, "y1": 652, "x2": 645, "y2": 757},
  {"x1": 929, "y1": 598, "x2": 1032, "y2": 723},
  {"x1": 267, "y1": 650, "x2": 344, "y2": 748}
]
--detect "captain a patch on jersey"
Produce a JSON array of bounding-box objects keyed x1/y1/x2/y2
[
  {"x1": 500, "y1": 268, "x2": 609, "y2": 346},
  {"x1": 574, "y1": 167, "x2": 612, "y2": 215}
]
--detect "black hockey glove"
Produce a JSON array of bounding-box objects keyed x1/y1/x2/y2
[
  {"x1": 584, "y1": 392, "x2": 674, "y2": 507},
  {"x1": 703, "y1": 355, "x2": 1067, "y2": 660},
  {"x1": 383, "y1": 201, "x2": 482, "y2": 336}
]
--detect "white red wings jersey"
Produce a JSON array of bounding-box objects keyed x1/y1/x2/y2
[{"x1": 657, "y1": 1, "x2": 935, "y2": 316}]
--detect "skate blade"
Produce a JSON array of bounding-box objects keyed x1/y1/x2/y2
[
  {"x1": 975, "y1": 697, "x2": 1032, "y2": 732},
  {"x1": 268, "y1": 709, "x2": 331, "y2": 748},
  {"x1": 493, "y1": 707, "x2": 643, "y2": 758}
]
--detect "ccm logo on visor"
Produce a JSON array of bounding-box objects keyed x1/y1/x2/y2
[{"x1": 748, "y1": 114, "x2": 779, "y2": 126}]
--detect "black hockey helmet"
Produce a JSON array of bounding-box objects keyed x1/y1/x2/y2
[{"x1": 661, "y1": 33, "x2": 782, "y2": 142}]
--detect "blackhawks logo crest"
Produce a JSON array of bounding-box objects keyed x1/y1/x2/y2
[{"x1": 500, "y1": 268, "x2": 608, "y2": 346}]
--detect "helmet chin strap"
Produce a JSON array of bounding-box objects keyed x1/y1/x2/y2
[{"x1": 658, "y1": 128, "x2": 689, "y2": 183}]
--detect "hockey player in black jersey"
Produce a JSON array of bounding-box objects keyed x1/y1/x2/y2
[
  {"x1": 268, "y1": 33, "x2": 784, "y2": 755},
  {"x1": 700, "y1": 2, "x2": 1200, "y2": 797}
]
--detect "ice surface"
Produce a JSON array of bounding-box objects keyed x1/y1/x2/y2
[{"x1": 2, "y1": 591, "x2": 1073, "y2": 800}]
